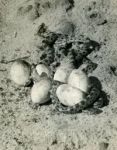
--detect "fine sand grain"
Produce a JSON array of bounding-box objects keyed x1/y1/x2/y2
[{"x1": 0, "y1": 0, "x2": 117, "y2": 149}]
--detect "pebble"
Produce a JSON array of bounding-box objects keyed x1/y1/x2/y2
[{"x1": 53, "y1": 21, "x2": 74, "y2": 35}]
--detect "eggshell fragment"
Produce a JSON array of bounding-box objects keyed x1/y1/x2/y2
[
  {"x1": 10, "y1": 60, "x2": 31, "y2": 86},
  {"x1": 56, "y1": 84, "x2": 85, "y2": 107},
  {"x1": 31, "y1": 79, "x2": 52, "y2": 104},
  {"x1": 36, "y1": 64, "x2": 51, "y2": 77},
  {"x1": 68, "y1": 70, "x2": 90, "y2": 93},
  {"x1": 54, "y1": 66, "x2": 72, "y2": 83},
  {"x1": 31, "y1": 68, "x2": 41, "y2": 82}
]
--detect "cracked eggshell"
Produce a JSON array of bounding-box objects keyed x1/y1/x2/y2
[
  {"x1": 31, "y1": 67, "x2": 41, "y2": 82},
  {"x1": 68, "y1": 70, "x2": 90, "y2": 93},
  {"x1": 31, "y1": 79, "x2": 52, "y2": 104},
  {"x1": 56, "y1": 84, "x2": 85, "y2": 107},
  {"x1": 54, "y1": 66, "x2": 72, "y2": 83},
  {"x1": 10, "y1": 60, "x2": 31, "y2": 86},
  {"x1": 36, "y1": 64, "x2": 51, "y2": 77}
]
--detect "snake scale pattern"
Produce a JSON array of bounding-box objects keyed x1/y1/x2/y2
[{"x1": 36, "y1": 23, "x2": 107, "y2": 114}]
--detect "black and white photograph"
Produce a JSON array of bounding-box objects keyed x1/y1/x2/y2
[{"x1": 0, "y1": 0, "x2": 117, "y2": 149}]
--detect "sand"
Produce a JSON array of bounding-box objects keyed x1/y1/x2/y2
[{"x1": 0, "y1": 0, "x2": 117, "y2": 149}]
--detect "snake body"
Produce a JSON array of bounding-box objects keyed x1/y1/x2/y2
[
  {"x1": 36, "y1": 23, "x2": 104, "y2": 114},
  {"x1": 50, "y1": 81, "x2": 100, "y2": 114}
]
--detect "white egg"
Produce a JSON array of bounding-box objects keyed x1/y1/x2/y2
[
  {"x1": 36, "y1": 64, "x2": 51, "y2": 77},
  {"x1": 54, "y1": 66, "x2": 72, "y2": 83},
  {"x1": 68, "y1": 70, "x2": 90, "y2": 93},
  {"x1": 10, "y1": 60, "x2": 31, "y2": 86},
  {"x1": 31, "y1": 79, "x2": 52, "y2": 104},
  {"x1": 56, "y1": 84, "x2": 85, "y2": 107}
]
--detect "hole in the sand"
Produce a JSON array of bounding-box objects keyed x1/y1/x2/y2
[
  {"x1": 92, "y1": 1, "x2": 96, "y2": 5},
  {"x1": 66, "y1": 0, "x2": 74, "y2": 12},
  {"x1": 88, "y1": 7, "x2": 92, "y2": 11},
  {"x1": 90, "y1": 12, "x2": 98, "y2": 18}
]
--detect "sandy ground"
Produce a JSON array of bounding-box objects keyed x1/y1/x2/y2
[{"x1": 0, "y1": 0, "x2": 117, "y2": 149}]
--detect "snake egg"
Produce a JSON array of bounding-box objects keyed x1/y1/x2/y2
[
  {"x1": 31, "y1": 79, "x2": 52, "y2": 104},
  {"x1": 54, "y1": 66, "x2": 72, "y2": 83},
  {"x1": 10, "y1": 60, "x2": 31, "y2": 86},
  {"x1": 36, "y1": 64, "x2": 51, "y2": 77},
  {"x1": 56, "y1": 84, "x2": 85, "y2": 107},
  {"x1": 68, "y1": 70, "x2": 90, "y2": 93}
]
